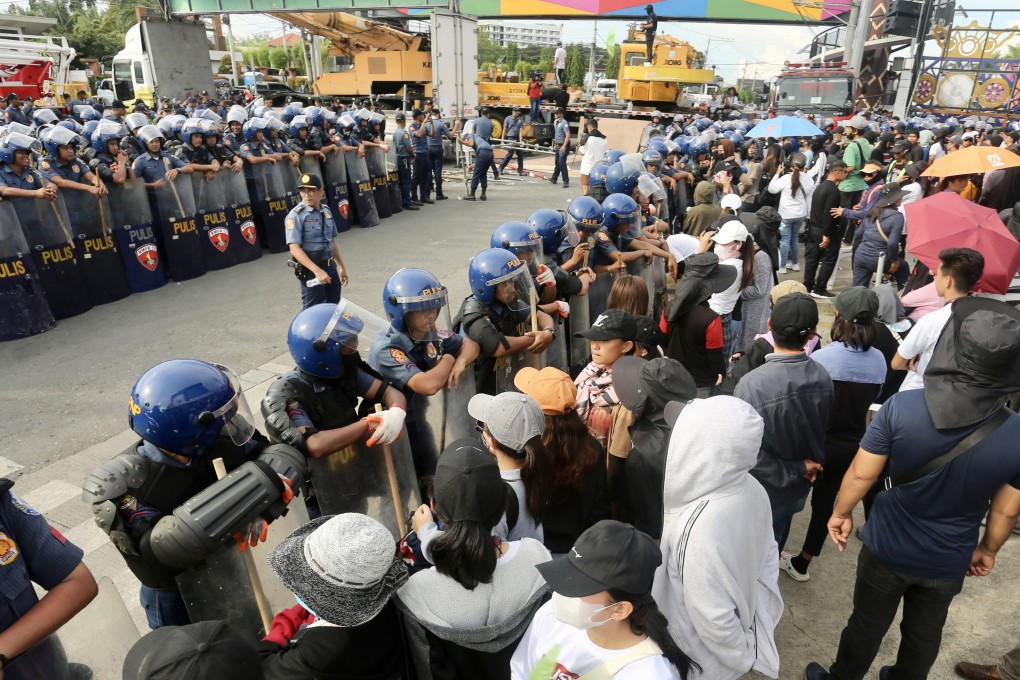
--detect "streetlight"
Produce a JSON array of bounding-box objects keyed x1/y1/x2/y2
[{"x1": 704, "y1": 37, "x2": 734, "y2": 64}]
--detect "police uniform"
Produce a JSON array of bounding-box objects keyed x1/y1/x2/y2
[
  {"x1": 121, "y1": 135, "x2": 146, "y2": 163},
  {"x1": 409, "y1": 118, "x2": 431, "y2": 202},
  {"x1": 497, "y1": 113, "x2": 525, "y2": 175},
  {"x1": 0, "y1": 479, "x2": 84, "y2": 636},
  {"x1": 465, "y1": 133, "x2": 494, "y2": 198},
  {"x1": 132, "y1": 151, "x2": 186, "y2": 186},
  {"x1": 392, "y1": 122, "x2": 415, "y2": 208},
  {"x1": 368, "y1": 326, "x2": 465, "y2": 476},
  {"x1": 552, "y1": 115, "x2": 571, "y2": 187},
  {"x1": 456, "y1": 296, "x2": 530, "y2": 395},
  {"x1": 90, "y1": 152, "x2": 123, "y2": 184},
  {"x1": 237, "y1": 138, "x2": 272, "y2": 184},
  {"x1": 425, "y1": 117, "x2": 450, "y2": 199},
  {"x1": 39, "y1": 157, "x2": 90, "y2": 185},
  {"x1": 5, "y1": 107, "x2": 29, "y2": 126},
  {"x1": 0, "y1": 165, "x2": 45, "y2": 191},
  {"x1": 285, "y1": 182, "x2": 341, "y2": 309},
  {"x1": 222, "y1": 130, "x2": 241, "y2": 151}
]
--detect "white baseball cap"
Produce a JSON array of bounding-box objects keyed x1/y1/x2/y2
[
  {"x1": 720, "y1": 193, "x2": 742, "y2": 211},
  {"x1": 711, "y1": 220, "x2": 750, "y2": 245}
]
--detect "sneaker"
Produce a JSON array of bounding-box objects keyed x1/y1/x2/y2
[
  {"x1": 778, "y1": 267, "x2": 788, "y2": 274},
  {"x1": 791, "y1": 263, "x2": 801, "y2": 271},
  {"x1": 804, "y1": 662, "x2": 829, "y2": 680},
  {"x1": 550, "y1": 178, "x2": 557, "y2": 184},
  {"x1": 402, "y1": 203, "x2": 420, "y2": 211},
  {"x1": 779, "y1": 552, "x2": 810, "y2": 582},
  {"x1": 436, "y1": 194, "x2": 448, "y2": 200},
  {"x1": 811, "y1": 289, "x2": 835, "y2": 299}
]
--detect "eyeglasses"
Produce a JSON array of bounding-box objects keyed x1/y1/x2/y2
[{"x1": 474, "y1": 421, "x2": 486, "y2": 434}]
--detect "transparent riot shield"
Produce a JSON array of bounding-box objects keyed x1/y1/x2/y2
[
  {"x1": 176, "y1": 546, "x2": 266, "y2": 640},
  {"x1": 298, "y1": 153, "x2": 322, "y2": 180},
  {"x1": 345, "y1": 149, "x2": 380, "y2": 228},
  {"x1": 63, "y1": 189, "x2": 131, "y2": 305},
  {"x1": 11, "y1": 196, "x2": 92, "y2": 320},
  {"x1": 545, "y1": 316, "x2": 569, "y2": 372},
  {"x1": 568, "y1": 291, "x2": 591, "y2": 368},
  {"x1": 322, "y1": 151, "x2": 352, "y2": 233},
  {"x1": 626, "y1": 256, "x2": 656, "y2": 316},
  {"x1": 155, "y1": 173, "x2": 206, "y2": 281},
  {"x1": 306, "y1": 427, "x2": 420, "y2": 540},
  {"x1": 3, "y1": 635, "x2": 72, "y2": 680},
  {"x1": 194, "y1": 171, "x2": 238, "y2": 271},
  {"x1": 0, "y1": 201, "x2": 55, "y2": 340},
  {"x1": 651, "y1": 255, "x2": 666, "y2": 321},
  {"x1": 57, "y1": 576, "x2": 140, "y2": 680},
  {"x1": 365, "y1": 146, "x2": 393, "y2": 219},
  {"x1": 433, "y1": 367, "x2": 479, "y2": 449},
  {"x1": 253, "y1": 163, "x2": 291, "y2": 253},
  {"x1": 387, "y1": 165, "x2": 403, "y2": 215},
  {"x1": 587, "y1": 270, "x2": 615, "y2": 321},
  {"x1": 224, "y1": 169, "x2": 262, "y2": 264},
  {"x1": 279, "y1": 159, "x2": 303, "y2": 211},
  {"x1": 107, "y1": 179, "x2": 167, "y2": 293},
  {"x1": 495, "y1": 349, "x2": 544, "y2": 393}
]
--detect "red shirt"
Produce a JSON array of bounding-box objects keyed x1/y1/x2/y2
[{"x1": 528, "y1": 81, "x2": 542, "y2": 98}]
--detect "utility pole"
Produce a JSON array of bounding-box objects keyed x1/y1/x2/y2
[
  {"x1": 843, "y1": 0, "x2": 860, "y2": 68},
  {"x1": 847, "y1": 0, "x2": 874, "y2": 76},
  {"x1": 281, "y1": 20, "x2": 291, "y2": 72},
  {"x1": 223, "y1": 14, "x2": 239, "y2": 87},
  {"x1": 588, "y1": 20, "x2": 597, "y2": 92}
]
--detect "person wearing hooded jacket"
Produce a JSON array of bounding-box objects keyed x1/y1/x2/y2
[
  {"x1": 683, "y1": 181, "x2": 720, "y2": 236},
  {"x1": 652, "y1": 396, "x2": 783, "y2": 680},
  {"x1": 610, "y1": 355, "x2": 698, "y2": 541}
]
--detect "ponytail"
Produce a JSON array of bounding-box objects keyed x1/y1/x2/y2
[
  {"x1": 790, "y1": 164, "x2": 804, "y2": 197},
  {"x1": 738, "y1": 236, "x2": 755, "y2": 291},
  {"x1": 607, "y1": 589, "x2": 700, "y2": 680},
  {"x1": 431, "y1": 519, "x2": 499, "y2": 590},
  {"x1": 488, "y1": 433, "x2": 550, "y2": 523}
]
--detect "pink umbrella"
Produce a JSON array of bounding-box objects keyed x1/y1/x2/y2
[{"x1": 905, "y1": 192, "x2": 1020, "y2": 294}]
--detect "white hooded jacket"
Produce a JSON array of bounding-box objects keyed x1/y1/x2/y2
[{"x1": 651, "y1": 396, "x2": 783, "y2": 679}]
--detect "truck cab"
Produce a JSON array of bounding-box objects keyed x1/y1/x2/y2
[
  {"x1": 112, "y1": 24, "x2": 153, "y2": 106},
  {"x1": 770, "y1": 62, "x2": 858, "y2": 120}
]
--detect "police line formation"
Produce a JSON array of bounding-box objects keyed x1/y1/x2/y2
[{"x1": 3, "y1": 100, "x2": 1020, "y2": 680}]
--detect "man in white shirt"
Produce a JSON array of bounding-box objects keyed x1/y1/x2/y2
[
  {"x1": 554, "y1": 42, "x2": 568, "y2": 85},
  {"x1": 893, "y1": 248, "x2": 984, "y2": 391}
]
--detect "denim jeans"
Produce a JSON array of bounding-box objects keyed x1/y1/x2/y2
[
  {"x1": 779, "y1": 217, "x2": 804, "y2": 268},
  {"x1": 828, "y1": 546, "x2": 964, "y2": 680},
  {"x1": 552, "y1": 147, "x2": 569, "y2": 186},
  {"x1": 529, "y1": 98, "x2": 541, "y2": 122},
  {"x1": 772, "y1": 490, "x2": 808, "y2": 552},
  {"x1": 140, "y1": 586, "x2": 191, "y2": 630}
]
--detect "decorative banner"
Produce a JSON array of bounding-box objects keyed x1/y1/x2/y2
[{"x1": 459, "y1": 0, "x2": 850, "y2": 22}]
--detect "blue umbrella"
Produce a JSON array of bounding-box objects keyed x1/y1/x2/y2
[{"x1": 745, "y1": 115, "x2": 824, "y2": 139}]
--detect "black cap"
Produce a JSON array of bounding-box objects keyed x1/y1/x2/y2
[
  {"x1": 433, "y1": 439, "x2": 506, "y2": 524},
  {"x1": 874, "y1": 183, "x2": 906, "y2": 208},
  {"x1": 770, "y1": 292, "x2": 819, "y2": 338},
  {"x1": 297, "y1": 173, "x2": 323, "y2": 190},
  {"x1": 395, "y1": 112, "x2": 406, "y2": 121},
  {"x1": 833, "y1": 286, "x2": 878, "y2": 325},
  {"x1": 892, "y1": 140, "x2": 911, "y2": 153},
  {"x1": 537, "y1": 520, "x2": 662, "y2": 596},
  {"x1": 111, "y1": 100, "x2": 125, "y2": 109},
  {"x1": 634, "y1": 315, "x2": 664, "y2": 356},
  {"x1": 575, "y1": 309, "x2": 638, "y2": 341},
  {"x1": 122, "y1": 621, "x2": 264, "y2": 680},
  {"x1": 611, "y1": 355, "x2": 697, "y2": 412},
  {"x1": 411, "y1": 108, "x2": 424, "y2": 119},
  {"x1": 683, "y1": 252, "x2": 738, "y2": 293}
]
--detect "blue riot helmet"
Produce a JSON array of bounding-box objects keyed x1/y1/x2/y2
[
  {"x1": 242, "y1": 118, "x2": 268, "y2": 142},
  {"x1": 647, "y1": 138, "x2": 668, "y2": 157},
  {"x1": 41, "y1": 126, "x2": 81, "y2": 157},
  {"x1": 305, "y1": 106, "x2": 325, "y2": 128},
  {"x1": 288, "y1": 301, "x2": 368, "y2": 379},
  {"x1": 129, "y1": 359, "x2": 255, "y2": 458},
  {"x1": 566, "y1": 195, "x2": 605, "y2": 248},
  {"x1": 338, "y1": 113, "x2": 356, "y2": 131},
  {"x1": 55, "y1": 119, "x2": 79, "y2": 134},
  {"x1": 605, "y1": 162, "x2": 640, "y2": 195},
  {"x1": 156, "y1": 115, "x2": 177, "y2": 138},
  {"x1": 491, "y1": 221, "x2": 544, "y2": 272},
  {"x1": 527, "y1": 208, "x2": 570, "y2": 254},
  {"x1": 136, "y1": 124, "x2": 165, "y2": 148},
  {"x1": 289, "y1": 115, "x2": 310, "y2": 139},
  {"x1": 81, "y1": 119, "x2": 99, "y2": 142},
  {"x1": 200, "y1": 119, "x2": 220, "y2": 143},
  {"x1": 323, "y1": 109, "x2": 338, "y2": 127},
  {"x1": 468, "y1": 247, "x2": 533, "y2": 311},
  {"x1": 182, "y1": 117, "x2": 205, "y2": 145},
  {"x1": 641, "y1": 149, "x2": 663, "y2": 174},
  {"x1": 251, "y1": 105, "x2": 268, "y2": 119},
  {"x1": 604, "y1": 149, "x2": 625, "y2": 165},
  {"x1": 282, "y1": 104, "x2": 303, "y2": 124},
  {"x1": 382, "y1": 268, "x2": 451, "y2": 341},
  {"x1": 74, "y1": 105, "x2": 100, "y2": 122},
  {"x1": 602, "y1": 193, "x2": 642, "y2": 238},
  {"x1": 588, "y1": 162, "x2": 610, "y2": 187},
  {"x1": 91, "y1": 120, "x2": 125, "y2": 154},
  {"x1": 0, "y1": 132, "x2": 41, "y2": 164},
  {"x1": 31, "y1": 108, "x2": 58, "y2": 128}
]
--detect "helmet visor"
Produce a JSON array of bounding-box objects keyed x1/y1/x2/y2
[
  {"x1": 620, "y1": 154, "x2": 644, "y2": 176},
  {"x1": 208, "y1": 364, "x2": 255, "y2": 447},
  {"x1": 487, "y1": 263, "x2": 535, "y2": 313},
  {"x1": 637, "y1": 174, "x2": 666, "y2": 201},
  {"x1": 393, "y1": 287, "x2": 451, "y2": 343},
  {"x1": 498, "y1": 234, "x2": 544, "y2": 274},
  {"x1": 315, "y1": 298, "x2": 390, "y2": 358}
]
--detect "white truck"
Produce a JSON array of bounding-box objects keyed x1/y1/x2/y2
[{"x1": 111, "y1": 18, "x2": 216, "y2": 107}]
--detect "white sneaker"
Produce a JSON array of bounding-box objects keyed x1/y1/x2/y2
[
  {"x1": 778, "y1": 267, "x2": 788, "y2": 274},
  {"x1": 790, "y1": 263, "x2": 801, "y2": 271},
  {"x1": 779, "y1": 552, "x2": 810, "y2": 582}
]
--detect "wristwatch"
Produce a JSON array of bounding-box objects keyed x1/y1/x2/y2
[{"x1": 545, "y1": 328, "x2": 555, "y2": 339}]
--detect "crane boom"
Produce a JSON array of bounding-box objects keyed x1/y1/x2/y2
[{"x1": 268, "y1": 12, "x2": 416, "y2": 56}]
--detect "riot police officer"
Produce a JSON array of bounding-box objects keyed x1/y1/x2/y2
[
  {"x1": 0, "y1": 479, "x2": 98, "y2": 675},
  {"x1": 90, "y1": 121, "x2": 131, "y2": 188},
  {"x1": 456, "y1": 248, "x2": 555, "y2": 395},
  {"x1": 203, "y1": 120, "x2": 243, "y2": 174},
  {"x1": 131, "y1": 125, "x2": 194, "y2": 198},
  {"x1": 261, "y1": 302, "x2": 408, "y2": 516},
  {"x1": 0, "y1": 133, "x2": 57, "y2": 200},
  {"x1": 459, "y1": 129, "x2": 494, "y2": 202},
  {"x1": 81, "y1": 359, "x2": 306, "y2": 629},
  {"x1": 425, "y1": 110, "x2": 453, "y2": 200},
  {"x1": 368, "y1": 268, "x2": 480, "y2": 478},
  {"x1": 286, "y1": 172, "x2": 348, "y2": 309},
  {"x1": 408, "y1": 109, "x2": 431, "y2": 204},
  {"x1": 174, "y1": 119, "x2": 221, "y2": 176},
  {"x1": 497, "y1": 106, "x2": 525, "y2": 176},
  {"x1": 391, "y1": 111, "x2": 419, "y2": 211}
]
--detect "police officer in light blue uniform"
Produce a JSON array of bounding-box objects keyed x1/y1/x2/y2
[
  {"x1": 408, "y1": 109, "x2": 432, "y2": 204},
  {"x1": 497, "y1": 106, "x2": 525, "y2": 176},
  {"x1": 0, "y1": 478, "x2": 98, "y2": 673},
  {"x1": 459, "y1": 130, "x2": 494, "y2": 202},
  {"x1": 550, "y1": 107, "x2": 571, "y2": 188},
  {"x1": 392, "y1": 111, "x2": 419, "y2": 211},
  {"x1": 286, "y1": 172, "x2": 349, "y2": 309},
  {"x1": 425, "y1": 110, "x2": 453, "y2": 200}
]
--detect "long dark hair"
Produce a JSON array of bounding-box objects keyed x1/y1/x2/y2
[
  {"x1": 431, "y1": 519, "x2": 499, "y2": 590},
  {"x1": 542, "y1": 412, "x2": 601, "y2": 503},
  {"x1": 737, "y1": 235, "x2": 755, "y2": 291},
  {"x1": 830, "y1": 315, "x2": 876, "y2": 351},
  {"x1": 606, "y1": 589, "x2": 701, "y2": 680},
  {"x1": 762, "y1": 143, "x2": 783, "y2": 177},
  {"x1": 487, "y1": 432, "x2": 550, "y2": 523}
]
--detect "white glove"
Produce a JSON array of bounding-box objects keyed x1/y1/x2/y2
[
  {"x1": 535, "y1": 264, "x2": 556, "y2": 288},
  {"x1": 553, "y1": 300, "x2": 569, "y2": 318},
  {"x1": 365, "y1": 406, "x2": 406, "y2": 446}
]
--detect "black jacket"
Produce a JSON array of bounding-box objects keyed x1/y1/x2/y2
[{"x1": 540, "y1": 438, "x2": 611, "y2": 554}]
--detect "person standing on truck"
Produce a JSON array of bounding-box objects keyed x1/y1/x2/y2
[
  {"x1": 641, "y1": 4, "x2": 658, "y2": 64},
  {"x1": 528, "y1": 75, "x2": 543, "y2": 123},
  {"x1": 554, "y1": 42, "x2": 568, "y2": 85}
]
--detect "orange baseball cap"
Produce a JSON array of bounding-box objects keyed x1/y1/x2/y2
[{"x1": 513, "y1": 366, "x2": 577, "y2": 415}]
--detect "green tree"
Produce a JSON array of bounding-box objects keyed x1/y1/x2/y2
[
  {"x1": 254, "y1": 45, "x2": 270, "y2": 67},
  {"x1": 505, "y1": 40, "x2": 520, "y2": 66},
  {"x1": 564, "y1": 45, "x2": 588, "y2": 88},
  {"x1": 10, "y1": 0, "x2": 160, "y2": 62},
  {"x1": 605, "y1": 49, "x2": 620, "y2": 80},
  {"x1": 269, "y1": 47, "x2": 288, "y2": 69},
  {"x1": 514, "y1": 60, "x2": 532, "y2": 77}
]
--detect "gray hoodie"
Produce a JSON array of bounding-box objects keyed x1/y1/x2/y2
[{"x1": 651, "y1": 397, "x2": 783, "y2": 680}]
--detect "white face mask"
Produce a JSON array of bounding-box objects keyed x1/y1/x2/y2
[
  {"x1": 714, "y1": 242, "x2": 741, "y2": 261},
  {"x1": 551, "y1": 592, "x2": 618, "y2": 630}
]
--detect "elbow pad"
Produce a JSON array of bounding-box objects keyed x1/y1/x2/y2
[
  {"x1": 147, "y1": 460, "x2": 283, "y2": 571},
  {"x1": 256, "y1": 443, "x2": 307, "y2": 495}
]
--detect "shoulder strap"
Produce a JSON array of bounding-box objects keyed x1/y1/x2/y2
[
  {"x1": 874, "y1": 218, "x2": 889, "y2": 243},
  {"x1": 884, "y1": 408, "x2": 1011, "y2": 491},
  {"x1": 577, "y1": 638, "x2": 663, "y2": 680}
]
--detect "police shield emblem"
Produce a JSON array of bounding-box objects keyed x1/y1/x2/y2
[
  {"x1": 339, "y1": 200, "x2": 351, "y2": 220},
  {"x1": 241, "y1": 220, "x2": 257, "y2": 245},
  {"x1": 209, "y1": 227, "x2": 230, "y2": 252},
  {"x1": 135, "y1": 244, "x2": 159, "y2": 271}
]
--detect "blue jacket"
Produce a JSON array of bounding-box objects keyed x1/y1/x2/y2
[{"x1": 854, "y1": 207, "x2": 904, "y2": 264}]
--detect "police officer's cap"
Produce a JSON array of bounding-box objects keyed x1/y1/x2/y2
[
  {"x1": 298, "y1": 173, "x2": 324, "y2": 190},
  {"x1": 395, "y1": 112, "x2": 406, "y2": 121},
  {"x1": 412, "y1": 108, "x2": 424, "y2": 119},
  {"x1": 111, "y1": 100, "x2": 125, "y2": 108}
]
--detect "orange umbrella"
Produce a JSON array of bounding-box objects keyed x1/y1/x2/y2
[{"x1": 921, "y1": 145, "x2": 1020, "y2": 177}]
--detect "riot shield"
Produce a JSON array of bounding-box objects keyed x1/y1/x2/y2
[
  {"x1": 322, "y1": 151, "x2": 352, "y2": 233},
  {"x1": 63, "y1": 189, "x2": 131, "y2": 305},
  {"x1": 249, "y1": 492, "x2": 313, "y2": 615},
  {"x1": 224, "y1": 169, "x2": 262, "y2": 263},
  {"x1": 364, "y1": 146, "x2": 393, "y2": 219},
  {"x1": 495, "y1": 350, "x2": 544, "y2": 393},
  {"x1": 434, "y1": 367, "x2": 479, "y2": 449},
  {"x1": 387, "y1": 165, "x2": 403, "y2": 215},
  {"x1": 176, "y1": 545, "x2": 265, "y2": 640},
  {"x1": 568, "y1": 292, "x2": 591, "y2": 368},
  {"x1": 651, "y1": 255, "x2": 666, "y2": 320},
  {"x1": 252, "y1": 163, "x2": 292, "y2": 253},
  {"x1": 194, "y1": 171, "x2": 238, "y2": 271},
  {"x1": 306, "y1": 426, "x2": 420, "y2": 540},
  {"x1": 107, "y1": 179, "x2": 167, "y2": 292},
  {"x1": 3, "y1": 635, "x2": 72, "y2": 680},
  {"x1": 155, "y1": 173, "x2": 206, "y2": 281},
  {"x1": 0, "y1": 201, "x2": 55, "y2": 340},
  {"x1": 587, "y1": 271, "x2": 615, "y2": 321},
  {"x1": 626, "y1": 256, "x2": 655, "y2": 315},
  {"x1": 11, "y1": 197, "x2": 92, "y2": 320},
  {"x1": 298, "y1": 153, "x2": 322, "y2": 180},
  {"x1": 344, "y1": 149, "x2": 380, "y2": 228},
  {"x1": 544, "y1": 316, "x2": 569, "y2": 371},
  {"x1": 57, "y1": 576, "x2": 140, "y2": 680},
  {"x1": 279, "y1": 160, "x2": 302, "y2": 211}
]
